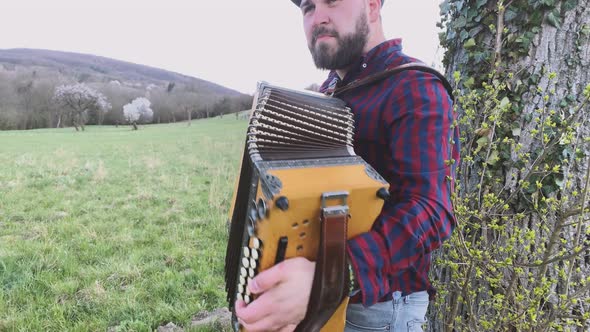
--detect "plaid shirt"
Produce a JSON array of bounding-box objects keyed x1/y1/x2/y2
[{"x1": 320, "y1": 39, "x2": 459, "y2": 306}]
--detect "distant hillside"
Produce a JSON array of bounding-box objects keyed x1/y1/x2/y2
[
  {"x1": 0, "y1": 48, "x2": 252, "y2": 130},
  {"x1": 0, "y1": 48, "x2": 242, "y2": 97}
]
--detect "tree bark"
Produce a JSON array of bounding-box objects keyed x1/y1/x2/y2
[{"x1": 430, "y1": 1, "x2": 590, "y2": 331}]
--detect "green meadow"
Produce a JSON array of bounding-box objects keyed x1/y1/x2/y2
[{"x1": 0, "y1": 118, "x2": 247, "y2": 331}]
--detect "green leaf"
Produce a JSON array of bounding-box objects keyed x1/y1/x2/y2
[
  {"x1": 439, "y1": 0, "x2": 451, "y2": 14},
  {"x1": 476, "y1": 0, "x2": 487, "y2": 9},
  {"x1": 476, "y1": 136, "x2": 489, "y2": 149},
  {"x1": 504, "y1": 9, "x2": 518, "y2": 22},
  {"x1": 487, "y1": 150, "x2": 500, "y2": 166},
  {"x1": 460, "y1": 29, "x2": 469, "y2": 42},
  {"x1": 500, "y1": 97, "x2": 511, "y2": 108},
  {"x1": 563, "y1": 0, "x2": 577, "y2": 12},
  {"x1": 546, "y1": 10, "x2": 561, "y2": 28},
  {"x1": 455, "y1": 16, "x2": 467, "y2": 29},
  {"x1": 530, "y1": 11, "x2": 544, "y2": 26},
  {"x1": 464, "y1": 38, "x2": 477, "y2": 48},
  {"x1": 463, "y1": 77, "x2": 475, "y2": 89},
  {"x1": 512, "y1": 127, "x2": 521, "y2": 137}
]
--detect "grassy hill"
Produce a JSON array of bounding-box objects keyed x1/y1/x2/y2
[{"x1": 0, "y1": 118, "x2": 247, "y2": 331}]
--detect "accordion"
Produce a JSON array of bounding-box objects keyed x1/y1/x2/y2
[{"x1": 224, "y1": 82, "x2": 389, "y2": 332}]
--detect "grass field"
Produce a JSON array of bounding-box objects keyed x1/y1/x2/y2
[{"x1": 0, "y1": 118, "x2": 247, "y2": 331}]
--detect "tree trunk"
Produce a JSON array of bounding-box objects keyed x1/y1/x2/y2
[
  {"x1": 187, "y1": 109, "x2": 192, "y2": 126},
  {"x1": 430, "y1": 1, "x2": 590, "y2": 331}
]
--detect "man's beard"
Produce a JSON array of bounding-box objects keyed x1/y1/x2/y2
[{"x1": 309, "y1": 13, "x2": 369, "y2": 70}]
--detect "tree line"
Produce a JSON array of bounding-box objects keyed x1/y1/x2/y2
[{"x1": 0, "y1": 65, "x2": 253, "y2": 130}]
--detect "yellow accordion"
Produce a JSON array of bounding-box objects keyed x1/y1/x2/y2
[{"x1": 224, "y1": 82, "x2": 389, "y2": 332}]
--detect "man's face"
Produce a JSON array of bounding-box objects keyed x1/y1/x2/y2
[{"x1": 301, "y1": 0, "x2": 369, "y2": 70}]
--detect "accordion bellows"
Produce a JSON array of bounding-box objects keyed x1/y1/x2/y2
[{"x1": 225, "y1": 82, "x2": 389, "y2": 332}]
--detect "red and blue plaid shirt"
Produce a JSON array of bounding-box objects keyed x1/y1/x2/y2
[{"x1": 320, "y1": 39, "x2": 459, "y2": 306}]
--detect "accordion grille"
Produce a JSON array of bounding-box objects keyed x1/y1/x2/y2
[{"x1": 247, "y1": 86, "x2": 355, "y2": 161}]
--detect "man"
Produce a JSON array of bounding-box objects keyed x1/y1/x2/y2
[{"x1": 235, "y1": 0, "x2": 459, "y2": 331}]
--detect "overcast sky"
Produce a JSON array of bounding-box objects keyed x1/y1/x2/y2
[{"x1": 0, "y1": 0, "x2": 443, "y2": 94}]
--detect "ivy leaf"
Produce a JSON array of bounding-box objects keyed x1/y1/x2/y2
[
  {"x1": 563, "y1": 0, "x2": 577, "y2": 12},
  {"x1": 500, "y1": 97, "x2": 511, "y2": 108},
  {"x1": 439, "y1": 0, "x2": 451, "y2": 14},
  {"x1": 464, "y1": 38, "x2": 477, "y2": 48},
  {"x1": 476, "y1": 136, "x2": 489, "y2": 150},
  {"x1": 512, "y1": 127, "x2": 522, "y2": 137},
  {"x1": 476, "y1": 0, "x2": 487, "y2": 9},
  {"x1": 487, "y1": 150, "x2": 500, "y2": 166},
  {"x1": 546, "y1": 10, "x2": 561, "y2": 28},
  {"x1": 529, "y1": 11, "x2": 543, "y2": 26},
  {"x1": 460, "y1": 29, "x2": 470, "y2": 42},
  {"x1": 455, "y1": 16, "x2": 467, "y2": 29},
  {"x1": 463, "y1": 77, "x2": 475, "y2": 89},
  {"x1": 504, "y1": 9, "x2": 518, "y2": 22},
  {"x1": 456, "y1": 0, "x2": 465, "y2": 12}
]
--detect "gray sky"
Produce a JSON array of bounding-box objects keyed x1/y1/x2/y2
[{"x1": 0, "y1": 0, "x2": 443, "y2": 94}]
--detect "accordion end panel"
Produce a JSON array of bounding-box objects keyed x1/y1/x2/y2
[{"x1": 234, "y1": 162, "x2": 387, "y2": 332}]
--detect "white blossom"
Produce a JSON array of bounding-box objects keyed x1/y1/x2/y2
[{"x1": 123, "y1": 97, "x2": 153, "y2": 124}]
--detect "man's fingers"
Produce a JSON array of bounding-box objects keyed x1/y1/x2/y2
[
  {"x1": 248, "y1": 261, "x2": 285, "y2": 294},
  {"x1": 234, "y1": 299, "x2": 248, "y2": 319},
  {"x1": 236, "y1": 287, "x2": 280, "y2": 323}
]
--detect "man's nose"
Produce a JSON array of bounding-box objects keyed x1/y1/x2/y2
[{"x1": 310, "y1": 5, "x2": 330, "y2": 26}]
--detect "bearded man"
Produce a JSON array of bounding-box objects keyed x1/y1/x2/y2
[{"x1": 235, "y1": 1, "x2": 459, "y2": 331}]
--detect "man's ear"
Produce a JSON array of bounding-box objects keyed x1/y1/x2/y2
[{"x1": 367, "y1": 0, "x2": 381, "y2": 23}]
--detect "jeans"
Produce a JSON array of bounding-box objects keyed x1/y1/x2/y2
[{"x1": 344, "y1": 291, "x2": 429, "y2": 332}]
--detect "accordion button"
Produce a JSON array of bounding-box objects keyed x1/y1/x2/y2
[
  {"x1": 249, "y1": 208, "x2": 258, "y2": 222},
  {"x1": 275, "y1": 196, "x2": 289, "y2": 211},
  {"x1": 238, "y1": 284, "x2": 244, "y2": 294},
  {"x1": 242, "y1": 257, "x2": 250, "y2": 268},
  {"x1": 257, "y1": 198, "x2": 268, "y2": 219},
  {"x1": 236, "y1": 293, "x2": 243, "y2": 302},
  {"x1": 251, "y1": 249, "x2": 259, "y2": 260},
  {"x1": 240, "y1": 276, "x2": 246, "y2": 285},
  {"x1": 250, "y1": 258, "x2": 257, "y2": 269},
  {"x1": 251, "y1": 237, "x2": 261, "y2": 249},
  {"x1": 248, "y1": 268, "x2": 255, "y2": 278},
  {"x1": 247, "y1": 224, "x2": 255, "y2": 237},
  {"x1": 243, "y1": 246, "x2": 250, "y2": 258},
  {"x1": 244, "y1": 295, "x2": 251, "y2": 304},
  {"x1": 240, "y1": 267, "x2": 248, "y2": 277}
]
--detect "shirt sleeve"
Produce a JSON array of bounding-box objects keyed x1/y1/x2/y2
[{"x1": 346, "y1": 70, "x2": 458, "y2": 306}]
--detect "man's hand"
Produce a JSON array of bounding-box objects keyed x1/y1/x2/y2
[{"x1": 235, "y1": 257, "x2": 315, "y2": 332}]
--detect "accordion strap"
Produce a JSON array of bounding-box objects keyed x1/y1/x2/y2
[
  {"x1": 333, "y1": 62, "x2": 454, "y2": 101},
  {"x1": 296, "y1": 208, "x2": 349, "y2": 332}
]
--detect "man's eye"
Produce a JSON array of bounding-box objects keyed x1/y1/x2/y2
[{"x1": 302, "y1": 5, "x2": 314, "y2": 14}]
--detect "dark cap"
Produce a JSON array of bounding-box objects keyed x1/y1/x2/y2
[{"x1": 291, "y1": 0, "x2": 384, "y2": 7}]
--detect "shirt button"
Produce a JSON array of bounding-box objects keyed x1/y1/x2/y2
[{"x1": 362, "y1": 63, "x2": 367, "y2": 68}]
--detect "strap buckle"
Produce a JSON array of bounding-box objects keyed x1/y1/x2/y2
[{"x1": 321, "y1": 191, "x2": 349, "y2": 217}]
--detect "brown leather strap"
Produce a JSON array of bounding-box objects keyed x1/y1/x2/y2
[
  {"x1": 333, "y1": 62, "x2": 454, "y2": 102},
  {"x1": 295, "y1": 210, "x2": 349, "y2": 332}
]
